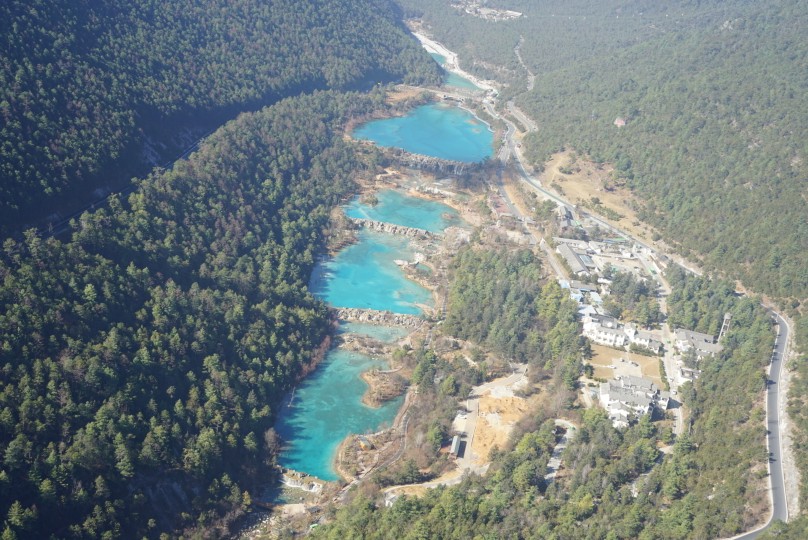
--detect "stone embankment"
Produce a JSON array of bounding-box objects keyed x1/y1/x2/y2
[
  {"x1": 396, "y1": 152, "x2": 474, "y2": 175},
  {"x1": 334, "y1": 307, "x2": 423, "y2": 328},
  {"x1": 366, "y1": 138, "x2": 478, "y2": 174},
  {"x1": 349, "y1": 217, "x2": 436, "y2": 239}
]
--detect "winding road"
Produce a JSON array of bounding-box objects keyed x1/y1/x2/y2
[
  {"x1": 732, "y1": 310, "x2": 790, "y2": 539},
  {"x1": 487, "y1": 92, "x2": 793, "y2": 536}
]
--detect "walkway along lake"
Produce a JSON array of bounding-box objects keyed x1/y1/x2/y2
[{"x1": 275, "y1": 190, "x2": 468, "y2": 481}]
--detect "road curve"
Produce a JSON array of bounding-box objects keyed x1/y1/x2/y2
[
  {"x1": 731, "y1": 310, "x2": 790, "y2": 539},
  {"x1": 490, "y1": 97, "x2": 792, "y2": 536}
]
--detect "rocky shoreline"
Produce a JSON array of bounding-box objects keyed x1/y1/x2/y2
[
  {"x1": 333, "y1": 307, "x2": 424, "y2": 328},
  {"x1": 349, "y1": 217, "x2": 436, "y2": 239}
]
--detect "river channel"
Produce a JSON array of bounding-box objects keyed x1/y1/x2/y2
[
  {"x1": 430, "y1": 52, "x2": 481, "y2": 91},
  {"x1": 275, "y1": 68, "x2": 490, "y2": 482}
]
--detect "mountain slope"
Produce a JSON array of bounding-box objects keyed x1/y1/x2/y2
[
  {"x1": 0, "y1": 0, "x2": 440, "y2": 231},
  {"x1": 0, "y1": 90, "x2": 394, "y2": 539},
  {"x1": 399, "y1": 0, "x2": 807, "y2": 302}
]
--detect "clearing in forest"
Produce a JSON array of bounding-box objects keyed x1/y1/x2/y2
[
  {"x1": 542, "y1": 151, "x2": 659, "y2": 246},
  {"x1": 587, "y1": 343, "x2": 662, "y2": 388}
]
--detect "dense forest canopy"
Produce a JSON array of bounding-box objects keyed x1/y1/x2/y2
[
  {"x1": 0, "y1": 0, "x2": 440, "y2": 232},
  {"x1": 444, "y1": 248, "x2": 583, "y2": 387},
  {"x1": 398, "y1": 0, "x2": 807, "y2": 303},
  {"x1": 313, "y1": 267, "x2": 775, "y2": 539},
  {"x1": 0, "y1": 86, "x2": 397, "y2": 537}
]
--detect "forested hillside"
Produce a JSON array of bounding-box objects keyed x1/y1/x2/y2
[
  {"x1": 399, "y1": 0, "x2": 807, "y2": 303},
  {"x1": 0, "y1": 0, "x2": 440, "y2": 231},
  {"x1": 444, "y1": 248, "x2": 582, "y2": 386},
  {"x1": 0, "y1": 90, "x2": 395, "y2": 538},
  {"x1": 312, "y1": 269, "x2": 776, "y2": 539}
]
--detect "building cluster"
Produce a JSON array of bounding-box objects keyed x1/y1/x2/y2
[
  {"x1": 550, "y1": 204, "x2": 675, "y2": 428},
  {"x1": 671, "y1": 328, "x2": 723, "y2": 382},
  {"x1": 673, "y1": 328, "x2": 723, "y2": 358},
  {"x1": 554, "y1": 236, "x2": 639, "y2": 277},
  {"x1": 599, "y1": 375, "x2": 670, "y2": 428},
  {"x1": 559, "y1": 277, "x2": 663, "y2": 355},
  {"x1": 451, "y1": 1, "x2": 522, "y2": 21},
  {"x1": 583, "y1": 314, "x2": 663, "y2": 354}
]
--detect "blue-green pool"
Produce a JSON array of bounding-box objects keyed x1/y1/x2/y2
[
  {"x1": 353, "y1": 103, "x2": 493, "y2": 163},
  {"x1": 309, "y1": 229, "x2": 432, "y2": 315},
  {"x1": 275, "y1": 349, "x2": 402, "y2": 481},
  {"x1": 279, "y1": 190, "x2": 463, "y2": 481},
  {"x1": 345, "y1": 189, "x2": 463, "y2": 234}
]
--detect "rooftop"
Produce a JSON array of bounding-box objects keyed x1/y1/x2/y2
[{"x1": 557, "y1": 243, "x2": 588, "y2": 274}]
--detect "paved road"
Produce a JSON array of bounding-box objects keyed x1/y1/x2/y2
[
  {"x1": 732, "y1": 311, "x2": 790, "y2": 539},
  {"x1": 539, "y1": 238, "x2": 568, "y2": 279},
  {"x1": 652, "y1": 272, "x2": 685, "y2": 436},
  {"x1": 507, "y1": 101, "x2": 537, "y2": 133},
  {"x1": 486, "y1": 94, "x2": 792, "y2": 535}
]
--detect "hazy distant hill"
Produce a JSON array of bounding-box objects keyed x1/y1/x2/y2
[{"x1": 0, "y1": 0, "x2": 440, "y2": 231}]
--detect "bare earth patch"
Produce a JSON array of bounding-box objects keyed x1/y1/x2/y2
[
  {"x1": 472, "y1": 394, "x2": 534, "y2": 462},
  {"x1": 588, "y1": 343, "x2": 662, "y2": 388},
  {"x1": 542, "y1": 151, "x2": 660, "y2": 246}
]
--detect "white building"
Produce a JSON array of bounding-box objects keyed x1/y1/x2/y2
[
  {"x1": 583, "y1": 317, "x2": 662, "y2": 353},
  {"x1": 599, "y1": 375, "x2": 670, "y2": 428},
  {"x1": 585, "y1": 323, "x2": 628, "y2": 347},
  {"x1": 674, "y1": 328, "x2": 722, "y2": 357},
  {"x1": 625, "y1": 324, "x2": 663, "y2": 354}
]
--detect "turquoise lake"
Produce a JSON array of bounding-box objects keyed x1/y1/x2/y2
[
  {"x1": 275, "y1": 349, "x2": 402, "y2": 481},
  {"x1": 353, "y1": 103, "x2": 493, "y2": 163},
  {"x1": 309, "y1": 229, "x2": 432, "y2": 315},
  {"x1": 278, "y1": 192, "x2": 463, "y2": 481},
  {"x1": 430, "y1": 52, "x2": 481, "y2": 91},
  {"x1": 345, "y1": 189, "x2": 463, "y2": 233}
]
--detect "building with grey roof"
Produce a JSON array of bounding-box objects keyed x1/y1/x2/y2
[
  {"x1": 674, "y1": 328, "x2": 722, "y2": 357},
  {"x1": 557, "y1": 243, "x2": 588, "y2": 275},
  {"x1": 599, "y1": 375, "x2": 667, "y2": 428}
]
